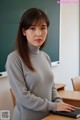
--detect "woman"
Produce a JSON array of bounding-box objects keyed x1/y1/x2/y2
[{"x1": 6, "y1": 8, "x2": 75, "y2": 120}]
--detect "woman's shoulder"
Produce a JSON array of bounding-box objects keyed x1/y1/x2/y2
[
  {"x1": 6, "y1": 50, "x2": 23, "y2": 71},
  {"x1": 7, "y1": 50, "x2": 21, "y2": 63},
  {"x1": 8, "y1": 50, "x2": 18, "y2": 57},
  {"x1": 41, "y1": 51, "x2": 51, "y2": 64},
  {"x1": 41, "y1": 51, "x2": 50, "y2": 59}
]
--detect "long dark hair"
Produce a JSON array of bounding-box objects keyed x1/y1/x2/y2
[{"x1": 16, "y1": 8, "x2": 49, "y2": 71}]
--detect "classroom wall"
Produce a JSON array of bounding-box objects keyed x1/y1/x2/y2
[
  {"x1": 0, "y1": 0, "x2": 60, "y2": 72},
  {"x1": 53, "y1": 2, "x2": 79, "y2": 90}
]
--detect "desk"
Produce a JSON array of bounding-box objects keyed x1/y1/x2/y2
[
  {"x1": 42, "y1": 114, "x2": 80, "y2": 120},
  {"x1": 55, "y1": 83, "x2": 65, "y2": 90},
  {"x1": 42, "y1": 88, "x2": 80, "y2": 120},
  {"x1": 58, "y1": 90, "x2": 80, "y2": 107}
]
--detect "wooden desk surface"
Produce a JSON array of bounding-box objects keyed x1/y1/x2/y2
[
  {"x1": 58, "y1": 90, "x2": 80, "y2": 107},
  {"x1": 58, "y1": 90, "x2": 80, "y2": 101},
  {"x1": 55, "y1": 83, "x2": 65, "y2": 90},
  {"x1": 42, "y1": 114, "x2": 80, "y2": 120}
]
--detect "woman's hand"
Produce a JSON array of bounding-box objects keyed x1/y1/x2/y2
[{"x1": 56, "y1": 102, "x2": 76, "y2": 112}]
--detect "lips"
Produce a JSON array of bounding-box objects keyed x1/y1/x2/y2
[{"x1": 35, "y1": 39, "x2": 42, "y2": 42}]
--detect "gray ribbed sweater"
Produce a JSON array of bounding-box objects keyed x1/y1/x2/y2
[{"x1": 6, "y1": 44, "x2": 62, "y2": 120}]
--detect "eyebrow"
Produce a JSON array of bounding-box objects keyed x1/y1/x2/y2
[{"x1": 31, "y1": 24, "x2": 47, "y2": 27}]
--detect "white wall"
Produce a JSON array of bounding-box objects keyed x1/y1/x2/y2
[{"x1": 53, "y1": 2, "x2": 79, "y2": 90}]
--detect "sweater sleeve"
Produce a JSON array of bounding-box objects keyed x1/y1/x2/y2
[
  {"x1": 52, "y1": 80, "x2": 63, "y2": 103},
  {"x1": 6, "y1": 52, "x2": 58, "y2": 112}
]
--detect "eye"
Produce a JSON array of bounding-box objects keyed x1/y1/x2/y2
[
  {"x1": 41, "y1": 27, "x2": 47, "y2": 30},
  {"x1": 29, "y1": 27, "x2": 35, "y2": 30}
]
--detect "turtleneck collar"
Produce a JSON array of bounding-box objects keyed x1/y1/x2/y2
[{"x1": 28, "y1": 43, "x2": 40, "y2": 55}]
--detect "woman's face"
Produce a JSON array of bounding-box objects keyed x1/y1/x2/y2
[{"x1": 22, "y1": 21, "x2": 48, "y2": 48}]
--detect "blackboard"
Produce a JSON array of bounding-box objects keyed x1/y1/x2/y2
[{"x1": 0, "y1": 0, "x2": 60, "y2": 72}]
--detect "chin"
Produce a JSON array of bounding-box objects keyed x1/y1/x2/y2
[{"x1": 35, "y1": 44, "x2": 42, "y2": 48}]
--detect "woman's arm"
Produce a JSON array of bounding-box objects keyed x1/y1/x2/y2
[
  {"x1": 52, "y1": 81, "x2": 63, "y2": 102},
  {"x1": 6, "y1": 52, "x2": 58, "y2": 112}
]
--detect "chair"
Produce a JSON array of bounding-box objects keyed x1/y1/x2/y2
[
  {"x1": 71, "y1": 76, "x2": 80, "y2": 91},
  {"x1": 10, "y1": 88, "x2": 16, "y2": 107}
]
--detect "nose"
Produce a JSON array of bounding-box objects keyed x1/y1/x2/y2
[{"x1": 36, "y1": 29, "x2": 41, "y2": 36}]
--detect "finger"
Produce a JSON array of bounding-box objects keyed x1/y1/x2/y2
[
  {"x1": 66, "y1": 103, "x2": 76, "y2": 109},
  {"x1": 67, "y1": 107, "x2": 75, "y2": 111},
  {"x1": 60, "y1": 107, "x2": 72, "y2": 112},
  {"x1": 65, "y1": 105, "x2": 76, "y2": 112},
  {"x1": 63, "y1": 102, "x2": 76, "y2": 108}
]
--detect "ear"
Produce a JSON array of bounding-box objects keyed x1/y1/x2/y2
[{"x1": 22, "y1": 28, "x2": 26, "y2": 36}]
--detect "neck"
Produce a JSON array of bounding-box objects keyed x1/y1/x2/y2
[{"x1": 28, "y1": 43, "x2": 40, "y2": 55}]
